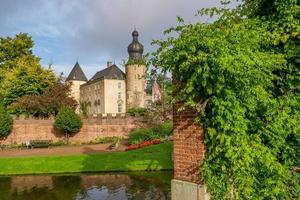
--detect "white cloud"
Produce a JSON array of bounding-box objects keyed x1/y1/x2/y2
[{"x1": 0, "y1": 0, "x2": 237, "y2": 77}]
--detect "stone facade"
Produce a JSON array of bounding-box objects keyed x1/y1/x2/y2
[
  {"x1": 125, "y1": 64, "x2": 146, "y2": 110},
  {"x1": 1, "y1": 115, "x2": 142, "y2": 145},
  {"x1": 80, "y1": 78, "x2": 126, "y2": 114}
]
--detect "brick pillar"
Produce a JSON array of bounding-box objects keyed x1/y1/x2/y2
[{"x1": 171, "y1": 104, "x2": 209, "y2": 200}]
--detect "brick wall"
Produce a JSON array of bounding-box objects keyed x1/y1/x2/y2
[
  {"x1": 1, "y1": 115, "x2": 142, "y2": 145},
  {"x1": 173, "y1": 104, "x2": 206, "y2": 184}
]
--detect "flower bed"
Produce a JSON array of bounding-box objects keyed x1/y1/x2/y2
[{"x1": 126, "y1": 139, "x2": 161, "y2": 151}]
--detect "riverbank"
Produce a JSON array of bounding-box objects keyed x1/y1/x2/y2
[{"x1": 0, "y1": 142, "x2": 173, "y2": 175}]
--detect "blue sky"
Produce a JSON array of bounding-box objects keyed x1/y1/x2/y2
[{"x1": 0, "y1": 0, "x2": 225, "y2": 78}]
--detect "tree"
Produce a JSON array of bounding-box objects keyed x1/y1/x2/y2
[
  {"x1": 0, "y1": 33, "x2": 34, "y2": 70},
  {"x1": 145, "y1": 72, "x2": 173, "y2": 125},
  {"x1": 54, "y1": 107, "x2": 82, "y2": 143},
  {"x1": 0, "y1": 33, "x2": 56, "y2": 106},
  {"x1": 150, "y1": 1, "x2": 299, "y2": 199},
  {"x1": 11, "y1": 82, "x2": 77, "y2": 117},
  {"x1": 0, "y1": 105, "x2": 13, "y2": 138}
]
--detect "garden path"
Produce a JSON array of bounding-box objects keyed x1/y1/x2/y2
[{"x1": 0, "y1": 143, "x2": 127, "y2": 157}]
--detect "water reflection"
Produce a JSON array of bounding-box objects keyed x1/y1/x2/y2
[{"x1": 0, "y1": 171, "x2": 172, "y2": 200}]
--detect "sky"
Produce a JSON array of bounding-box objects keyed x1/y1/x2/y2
[{"x1": 0, "y1": 0, "x2": 227, "y2": 78}]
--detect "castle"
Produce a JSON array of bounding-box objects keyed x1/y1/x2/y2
[{"x1": 66, "y1": 30, "x2": 151, "y2": 114}]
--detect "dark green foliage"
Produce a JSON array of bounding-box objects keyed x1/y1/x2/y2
[
  {"x1": 129, "y1": 128, "x2": 158, "y2": 145},
  {"x1": 153, "y1": 121, "x2": 173, "y2": 137},
  {"x1": 54, "y1": 107, "x2": 82, "y2": 135},
  {"x1": 150, "y1": 1, "x2": 299, "y2": 198},
  {"x1": 11, "y1": 82, "x2": 77, "y2": 117},
  {"x1": 127, "y1": 107, "x2": 147, "y2": 116},
  {"x1": 0, "y1": 105, "x2": 13, "y2": 138},
  {"x1": 129, "y1": 121, "x2": 173, "y2": 144}
]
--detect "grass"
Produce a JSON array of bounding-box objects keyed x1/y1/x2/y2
[{"x1": 0, "y1": 142, "x2": 173, "y2": 176}]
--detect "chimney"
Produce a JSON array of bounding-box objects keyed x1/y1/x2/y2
[{"x1": 107, "y1": 61, "x2": 112, "y2": 68}]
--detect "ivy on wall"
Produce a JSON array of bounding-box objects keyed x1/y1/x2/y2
[{"x1": 150, "y1": 0, "x2": 299, "y2": 199}]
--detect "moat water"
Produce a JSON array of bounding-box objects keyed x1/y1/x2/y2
[{"x1": 0, "y1": 171, "x2": 172, "y2": 200}]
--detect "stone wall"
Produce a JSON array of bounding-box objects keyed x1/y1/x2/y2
[
  {"x1": 173, "y1": 105, "x2": 206, "y2": 184},
  {"x1": 1, "y1": 115, "x2": 142, "y2": 145}
]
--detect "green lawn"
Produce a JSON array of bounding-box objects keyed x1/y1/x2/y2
[{"x1": 0, "y1": 142, "x2": 173, "y2": 175}]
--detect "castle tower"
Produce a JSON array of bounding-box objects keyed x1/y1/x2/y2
[
  {"x1": 66, "y1": 62, "x2": 88, "y2": 105},
  {"x1": 126, "y1": 30, "x2": 146, "y2": 110}
]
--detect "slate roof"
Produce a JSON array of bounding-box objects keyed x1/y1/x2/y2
[
  {"x1": 128, "y1": 30, "x2": 144, "y2": 61},
  {"x1": 89, "y1": 64, "x2": 125, "y2": 81},
  {"x1": 66, "y1": 62, "x2": 88, "y2": 82}
]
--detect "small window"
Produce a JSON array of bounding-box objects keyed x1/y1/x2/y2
[
  {"x1": 118, "y1": 104, "x2": 122, "y2": 113},
  {"x1": 118, "y1": 92, "x2": 121, "y2": 99},
  {"x1": 118, "y1": 82, "x2": 121, "y2": 89}
]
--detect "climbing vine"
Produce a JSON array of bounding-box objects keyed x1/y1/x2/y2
[{"x1": 150, "y1": 0, "x2": 299, "y2": 199}]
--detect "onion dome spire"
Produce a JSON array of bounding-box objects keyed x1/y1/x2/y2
[{"x1": 127, "y1": 30, "x2": 144, "y2": 62}]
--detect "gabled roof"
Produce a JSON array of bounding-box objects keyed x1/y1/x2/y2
[
  {"x1": 90, "y1": 64, "x2": 125, "y2": 81},
  {"x1": 66, "y1": 62, "x2": 88, "y2": 82}
]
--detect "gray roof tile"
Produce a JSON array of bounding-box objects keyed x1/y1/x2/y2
[
  {"x1": 66, "y1": 62, "x2": 88, "y2": 82},
  {"x1": 89, "y1": 64, "x2": 125, "y2": 81}
]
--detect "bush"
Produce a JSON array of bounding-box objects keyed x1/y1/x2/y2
[
  {"x1": 0, "y1": 106, "x2": 13, "y2": 138},
  {"x1": 92, "y1": 136, "x2": 119, "y2": 144},
  {"x1": 54, "y1": 107, "x2": 82, "y2": 142},
  {"x1": 129, "y1": 128, "x2": 158, "y2": 145},
  {"x1": 153, "y1": 121, "x2": 173, "y2": 137},
  {"x1": 127, "y1": 107, "x2": 147, "y2": 116},
  {"x1": 128, "y1": 121, "x2": 173, "y2": 144}
]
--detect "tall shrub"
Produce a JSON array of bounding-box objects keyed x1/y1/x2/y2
[
  {"x1": 54, "y1": 107, "x2": 82, "y2": 143},
  {"x1": 0, "y1": 105, "x2": 13, "y2": 138}
]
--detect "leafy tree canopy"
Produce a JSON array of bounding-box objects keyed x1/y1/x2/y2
[
  {"x1": 0, "y1": 33, "x2": 34, "y2": 70},
  {"x1": 54, "y1": 107, "x2": 82, "y2": 135},
  {"x1": 150, "y1": 0, "x2": 299, "y2": 199},
  {"x1": 11, "y1": 81, "x2": 77, "y2": 117},
  {"x1": 0, "y1": 55, "x2": 56, "y2": 106},
  {"x1": 0, "y1": 33, "x2": 56, "y2": 106}
]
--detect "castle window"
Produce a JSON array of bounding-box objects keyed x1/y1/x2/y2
[
  {"x1": 118, "y1": 92, "x2": 121, "y2": 99},
  {"x1": 118, "y1": 104, "x2": 122, "y2": 113},
  {"x1": 118, "y1": 82, "x2": 121, "y2": 89}
]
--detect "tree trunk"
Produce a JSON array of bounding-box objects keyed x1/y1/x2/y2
[{"x1": 65, "y1": 132, "x2": 69, "y2": 144}]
